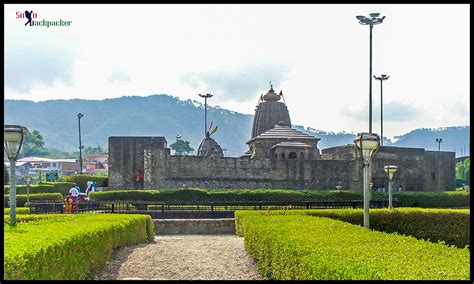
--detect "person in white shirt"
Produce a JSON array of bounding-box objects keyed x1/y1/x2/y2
[{"x1": 69, "y1": 184, "x2": 79, "y2": 197}]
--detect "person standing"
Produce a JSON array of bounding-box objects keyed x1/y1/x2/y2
[
  {"x1": 69, "y1": 184, "x2": 79, "y2": 197},
  {"x1": 91, "y1": 179, "x2": 97, "y2": 192},
  {"x1": 135, "y1": 169, "x2": 144, "y2": 190}
]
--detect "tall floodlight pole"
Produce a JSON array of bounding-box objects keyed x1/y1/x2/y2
[
  {"x1": 198, "y1": 94, "x2": 213, "y2": 137},
  {"x1": 374, "y1": 74, "x2": 390, "y2": 145},
  {"x1": 356, "y1": 13, "x2": 386, "y2": 134},
  {"x1": 436, "y1": 138, "x2": 443, "y2": 151},
  {"x1": 77, "y1": 113, "x2": 84, "y2": 174}
]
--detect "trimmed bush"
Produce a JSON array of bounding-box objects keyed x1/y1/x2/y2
[
  {"x1": 90, "y1": 189, "x2": 362, "y2": 202},
  {"x1": 4, "y1": 213, "x2": 154, "y2": 280},
  {"x1": 4, "y1": 207, "x2": 30, "y2": 215},
  {"x1": 90, "y1": 188, "x2": 469, "y2": 208},
  {"x1": 64, "y1": 174, "x2": 108, "y2": 191},
  {"x1": 4, "y1": 182, "x2": 75, "y2": 196},
  {"x1": 389, "y1": 191, "x2": 470, "y2": 208},
  {"x1": 4, "y1": 214, "x2": 67, "y2": 224},
  {"x1": 238, "y1": 213, "x2": 470, "y2": 280},
  {"x1": 4, "y1": 193, "x2": 63, "y2": 207},
  {"x1": 235, "y1": 208, "x2": 470, "y2": 248},
  {"x1": 304, "y1": 208, "x2": 470, "y2": 248}
]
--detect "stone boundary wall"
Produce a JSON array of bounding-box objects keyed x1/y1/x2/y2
[
  {"x1": 146, "y1": 152, "x2": 359, "y2": 190},
  {"x1": 153, "y1": 218, "x2": 236, "y2": 235}
]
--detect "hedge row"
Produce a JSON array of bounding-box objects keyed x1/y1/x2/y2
[
  {"x1": 4, "y1": 214, "x2": 68, "y2": 224},
  {"x1": 4, "y1": 193, "x2": 64, "y2": 207},
  {"x1": 64, "y1": 174, "x2": 108, "y2": 192},
  {"x1": 4, "y1": 207, "x2": 30, "y2": 215},
  {"x1": 237, "y1": 213, "x2": 470, "y2": 280},
  {"x1": 90, "y1": 188, "x2": 470, "y2": 208},
  {"x1": 4, "y1": 213, "x2": 154, "y2": 280},
  {"x1": 235, "y1": 208, "x2": 470, "y2": 249},
  {"x1": 4, "y1": 182, "x2": 76, "y2": 196}
]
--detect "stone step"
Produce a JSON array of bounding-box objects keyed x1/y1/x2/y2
[{"x1": 153, "y1": 218, "x2": 235, "y2": 235}]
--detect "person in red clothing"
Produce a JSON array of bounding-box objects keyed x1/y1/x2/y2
[{"x1": 135, "y1": 169, "x2": 144, "y2": 190}]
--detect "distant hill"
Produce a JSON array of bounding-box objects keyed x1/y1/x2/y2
[{"x1": 4, "y1": 95, "x2": 470, "y2": 157}]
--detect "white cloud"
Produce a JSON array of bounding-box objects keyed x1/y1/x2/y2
[{"x1": 4, "y1": 4, "x2": 470, "y2": 139}]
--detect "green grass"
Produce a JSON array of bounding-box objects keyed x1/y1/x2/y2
[
  {"x1": 4, "y1": 213, "x2": 154, "y2": 280},
  {"x1": 237, "y1": 213, "x2": 470, "y2": 280}
]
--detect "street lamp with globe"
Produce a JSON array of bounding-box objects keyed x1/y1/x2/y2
[
  {"x1": 354, "y1": 132, "x2": 380, "y2": 228},
  {"x1": 4, "y1": 125, "x2": 26, "y2": 225},
  {"x1": 384, "y1": 165, "x2": 398, "y2": 209}
]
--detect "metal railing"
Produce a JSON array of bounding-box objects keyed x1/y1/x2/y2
[{"x1": 29, "y1": 199, "x2": 398, "y2": 215}]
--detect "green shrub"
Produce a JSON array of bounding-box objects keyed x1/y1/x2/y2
[
  {"x1": 4, "y1": 182, "x2": 75, "y2": 196},
  {"x1": 90, "y1": 189, "x2": 469, "y2": 208},
  {"x1": 388, "y1": 191, "x2": 470, "y2": 208},
  {"x1": 4, "y1": 193, "x2": 63, "y2": 207},
  {"x1": 4, "y1": 207, "x2": 30, "y2": 215},
  {"x1": 64, "y1": 174, "x2": 108, "y2": 192},
  {"x1": 303, "y1": 208, "x2": 470, "y2": 248},
  {"x1": 4, "y1": 214, "x2": 67, "y2": 224},
  {"x1": 237, "y1": 213, "x2": 470, "y2": 280},
  {"x1": 4, "y1": 213, "x2": 154, "y2": 280}
]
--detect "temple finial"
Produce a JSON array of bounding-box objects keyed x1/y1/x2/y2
[{"x1": 269, "y1": 81, "x2": 273, "y2": 89}]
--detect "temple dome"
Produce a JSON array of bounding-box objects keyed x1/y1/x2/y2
[
  {"x1": 197, "y1": 136, "x2": 224, "y2": 158},
  {"x1": 251, "y1": 86, "x2": 291, "y2": 138},
  {"x1": 262, "y1": 86, "x2": 281, "y2": 102}
]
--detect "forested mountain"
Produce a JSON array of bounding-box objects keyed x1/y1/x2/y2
[{"x1": 4, "y1": 95, "x2": 470, "y2": 157}]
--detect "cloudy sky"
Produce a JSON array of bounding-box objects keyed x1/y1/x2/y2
[{"x1": 4, "y1": 4, "x2": 470, "y2": 139}]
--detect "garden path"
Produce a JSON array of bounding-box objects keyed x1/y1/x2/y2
[{"x1": 96, "y1": 235, "x2": 262, "y2": 280}]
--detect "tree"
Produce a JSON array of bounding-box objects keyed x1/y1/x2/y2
[
  {"x1": 19, "y1": 128, "x2": 49, "y2": 158},
  {"x1": 170, "y1": 135, "x2": 195, "y2": 156},
  {"x1": 455, "y1": 158, "x2": 470, "y2": 186}
]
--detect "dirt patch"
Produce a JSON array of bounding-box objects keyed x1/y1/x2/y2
[{"x1": 96, "y1": 235, "x2": 262, "y2": 280}]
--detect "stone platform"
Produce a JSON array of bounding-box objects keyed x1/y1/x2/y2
[{"x1": 153, "y1": 218, "x2": 236, "y2": 235}]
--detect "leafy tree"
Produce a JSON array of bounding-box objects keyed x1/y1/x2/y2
[
  {"x1": 170, "y1": 135, "x2": 195, "y2": 156},
  {"x1": 19, "y1": 128, "x2": 49, "y2": 158},
  {"x1": 455, "y1": 158, "x2": 470, "y2": 186}
]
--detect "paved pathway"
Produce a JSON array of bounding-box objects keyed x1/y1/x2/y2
[{"x1": 96, "y1": 235, "x2": 262, "y2": 280}]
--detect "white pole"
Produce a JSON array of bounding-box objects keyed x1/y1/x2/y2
[
  {"x1": 363, "y1": 159, "x2": 370, "y2": 228},
  {"x1": 9, "y1": 160, "x2": 17, "y2": 225},
  {"x1": 388, "y1": 177, "x2": 393, "y2": 209}
]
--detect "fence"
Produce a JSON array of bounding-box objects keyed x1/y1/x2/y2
[{"x1": 29, "y1": 199, "x2": 398, "y2": 215}]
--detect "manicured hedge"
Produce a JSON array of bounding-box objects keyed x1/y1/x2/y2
[
  {"x1": 4, "y1": 182, "x2": 75, "y2": 196},
  {"x1": 4, "y1": 207, "x2": 30, "y2": 215},
  {"x1": 237, "y1": 213, "x2": 470, "y2": 280},
  {"x1": 64, "y1": 174, "x2": 108, "y2": 192},
  {"x1": 237, "y1": 208, "x2": 469, "y2": 248},
  {"x1": 4, "y1": 213, "x2": 154, "y2": 280},
  {"x1": 4, "y1": 214, "x2": 67, "y2": 224},
  {"x1": 304, "y1": 208, "x2": 470, "y2": 248},
  {"x1": 89, "y1": 189, "x2": 362, "y2": 202},
  {"x1": 4, "y1": 193, "x2": 64, "y2": 207},
  {"x1": 90, "y1": 188, "x2": 470, "y2": 208},
  {"x1": 389, "y1": 191, "x2": 470, "y2": 208}
]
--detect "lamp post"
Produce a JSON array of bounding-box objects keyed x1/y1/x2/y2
[
  {"x1": 374, "y1": 74, "x2": 390, "y2": 145},
  {"x1": 77, "y1": 113, "x2": 84, "y2": 174},
  {"x1": 198, "y1": 93, "x2": 213, "y2": 137},
  {"x1": 4, "y1": 125, "x2": 26, "y2": 225},
  {"x1": 383, "y1": 165, "x2": 398, "y2": 209},
  {"x1": 23, "y1": 176, "x2": 32, "y2": 205},
  {"x1": 356, "y1": 13, "x2": 386, "y2": 134},
  {"x1": 436, "y1": 138, "x2": 443, "y2": 151},
  {"x1": 354, "y1": 132, "x2": 380, "y2": 228}
]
